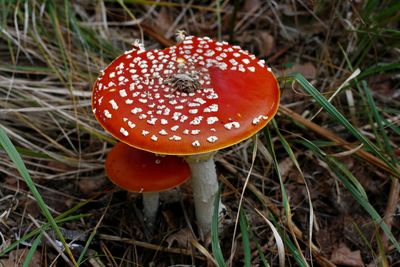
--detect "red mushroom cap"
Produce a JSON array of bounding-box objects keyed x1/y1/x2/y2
[
  {"x1": 105, "y1": 142, "x2": 190, "y2": 192},
  {"x1": 92, "y1": 36, "x2": 279, "y2": 155}
]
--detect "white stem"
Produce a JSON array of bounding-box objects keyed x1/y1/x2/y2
[
  {"x1": 142, "y1": 191, "x2": 159, "y2": 224},
  {"x1": 185, "y1": 153, "x2": 223, "y2": 234}
]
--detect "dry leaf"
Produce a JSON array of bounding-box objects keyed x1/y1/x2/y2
[
  {"x1": 243, "y1": 0, "x2": 261, "y2": 13},
  {"x1": 330, "y1": 243, "x2": 364, "y2": 267},
  {"x1": 258, "y1": 31, "x2": 275, "y2": 57},
  {"x1": 165, "y1": 228, "x2": 193, "y2": 248},
  {"x1": 284, "y1": 62, "x2": 317, "y2": 79},
  {"x1": 155, "y1": 7, "x2": 173, "y2": 35},
  {"x1": 278, "y1": 156, "x2": 295, "y2": 182},
  {"x1": 0, "y1": 249, "x2": 42, "y2": 267},
  {"x1": 79, "y1": 177, "x2": 105, "y2": 195}
]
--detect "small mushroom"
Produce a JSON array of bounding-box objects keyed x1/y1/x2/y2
[
  {"x1": 105, "y1": 142, "x2": 190, "y2": 224},
  {"x1": 92, "y1": 35, "x2": 279, "y2": 233}
]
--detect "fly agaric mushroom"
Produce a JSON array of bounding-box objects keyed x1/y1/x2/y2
[
  {"x1": 105, "y1": 142, "x2": 190, "y2": 223},
  {"x1": 92, "y1": 35, "x2": 279, "y2": 233}
]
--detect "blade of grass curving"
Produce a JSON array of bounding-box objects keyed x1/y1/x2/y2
[
  {"x1": 272, "y1": 119, "x2": 315, "y2": 264},
  {"x1": 211, "y1": 186, "x2": 226, "y2": 267},
  {"x1": 0, "y1": 214, "x2": 88, "y2": 256},
  {"x1": 357, "y1": 62, "x2": 400, "y2": 79},
  {"x1": 249, "y1": 185, "x2": 309, "y2": 266},
  {"x1": 283, "y1": 73, "x2": 399, "y2": 177},
  {"x1": 251, "y1": 231, "x2": 270, "y2": 267},
  {"x1": 76, "y1": 223, "x2": 99, "y2": 265},
  {"x1": 77, "y1": 196, "x2": 112, "y2": 265},
  {"x1": 1, "y1": 189, "x2": 96, "y2": 256},
  {"x1": 327, "y1": 157, "x2": 400, "y2": 252},
  {"x1": 47, "y1": 1, "x2": 69, "y2": 77},
  {"x1": 264, "y1": 127, "x2": 308, "y2": 266},
  {"x1": 297, "y1": 139, "x2": 400, "y2": 252},
  {"x1": 239, "y1": 208, "x2": 251, "y2": 267},
  {"x1": 362, "y1": 81, "x2": 396, "y2": 162},
  {"x1": 230, "y1": 136, "x2": 257, "y2": 265},
  {"x1": 0, "y1": 126, "x2": 77, "y2": 265},
  {"x1": 216, "y1": 0, "x2": 222, "y2": 41},
  {"x1": 22, "y1": 232, "x2": 43, "y2": 267},
  {"x1": 254, "y1": 209, "x2": 286, "y2": 267}
]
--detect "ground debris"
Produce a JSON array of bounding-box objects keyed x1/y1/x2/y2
[{"x1": 330, "y1": 243, "x2": 364, "y2": 267}]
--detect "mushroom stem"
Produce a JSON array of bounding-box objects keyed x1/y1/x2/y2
[
  {"x1": 185, "y1": 153, "x2": 224, "y2": 234},
  {"x1": 142, "y1": 191, "x2": 159, "y2": 224}
]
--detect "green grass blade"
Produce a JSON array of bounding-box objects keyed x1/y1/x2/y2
[
  {"x1": 297, "y1": 139, "x2": 400, "y2": 252},
  {"x1": 211, "y1": 186, "x2": 226, "y2": 267},
  {"x1": 0, "y1": 126, "x2": 77, "y2": 265},
  {"x1": 22, "y1": 232, "x2": 43, "y2": 267},
  {"x1": 283, "y1": 73, "x2": 399, "y2": 177},
  {"x1": 251, "y1": 231, "x2": 270, "y2": 267},
  {"x1": 264, "y1": 127, "x2": 308, "y2": 266},
  {"x1": 327, "y1": 156, "x2": 400, "y2": 253},
  {"x1": 362, "y1": 81, "x2": 396, "y2": 162},
  {"x1": 0, "y1": 214, "x2": 88, "y2": 256},
  {"x1": 239, "y1": 208, "x2": 251, "y2": 267},
  {"x1": 272, "y1": 119, "x2": 315, "y2": 263}
]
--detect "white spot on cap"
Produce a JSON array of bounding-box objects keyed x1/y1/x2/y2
[
  {"x1": 205, "y1": 50, "x2": 215, "y2": 57},
  {"x1": 120, "y1": 127, "x2": 129, "y2": 136},
  {"x1": 207, "y1": 136, "x2": 218, "y2": 143},
  {"x1": 169, "y1": 135, "x2": 182, "y2": 141},
  {"x1": 190, "y1": 116, "x2": 203, "y2": 125},
  {"x1": 109, "y1": 72, "x2": 116, "y2": 78},
  {"x1": 192, "y1": 140, "x2": 200, "y2": 147},
  {"x1": 131, "y1": 107, "x2": 142, "y2": 114},
  {"x1": 204, "y1": 104, "x2": 218, "y2": 113},
  {"x1": 207, "y1": 117, "x2": 219, "y2": 125},
  {"x1": 109, "y1": 100, "x2": 118, "y2": 110},
  {"x1": 147, "y1": 118, "x2": 157, "y2": 125},
  {"x1": 104, "y1": 110, "x2": 112, "y2": 118},
  {"x1": 119, "y1": 89, "x2": 127, "y2": 97},
  {"x1": 123, "y1": 118, "x2": 136, "y2": 128},
  {"x1": 242, "y1": 58, "x2": 250, "y2": 64},
  {"x1": 159, "y1": 129, "x2": 168, "y2": 135},
  {"x1": 171, "y1": 125, "x2": 179, "y2": 131},
  {"x1": 224, "y1": 122, "x2": 240, "y2": 130},
  {"x1": 206, "y1": 92, "x2": 218, "y2": 99},
  {"x1": 252, "y1": 115, "x2": 267, "y2": 125},
  {"x1": 128, "y1": 121, "x2": 136, "y2": 128},
  {"x1": 125, "y1": 99, "x2": 133, "y2": 104},
  {"x1": 191, "y1": 129, "x2": 200, "y2": 135},
  {"x1": 193, "y1": 97, "x2": 206, "y2": 104},
  {"x1": 180, "y1": 115, "x2": 188, "y2": 122},
  {"x1": 248, "y1": 66, "x2": 255, "y2": 72},
  {"x1": 142, "y1": 130, "x2": 149, "y2": 136},
  {"x1": 151, "y1": 135, "x2": 158, "y2": 141}
]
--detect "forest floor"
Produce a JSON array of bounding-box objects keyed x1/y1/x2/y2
[{"x1": 0, "y1": 1, "x2": 399, "y2": 266}]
